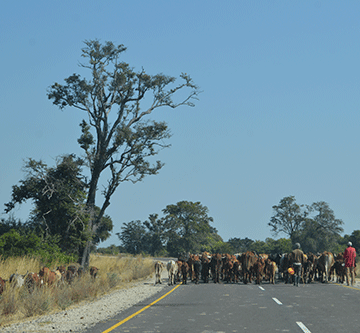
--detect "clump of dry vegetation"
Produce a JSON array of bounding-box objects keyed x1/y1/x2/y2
[{"x1": 0, "y1": 254, "x2": 154, "y2": 327}]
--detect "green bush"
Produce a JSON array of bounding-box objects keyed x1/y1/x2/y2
[{"x1": 0, "y1": 230, "x2": 76, "y2": 265}]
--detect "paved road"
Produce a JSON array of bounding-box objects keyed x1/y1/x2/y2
[{"x1": 85, "y1": 280, "x2": 360, "y2": 333}]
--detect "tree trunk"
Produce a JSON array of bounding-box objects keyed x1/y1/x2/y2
[{"x1": 79, "y1": 241, "x2": 91, "y2": 268}]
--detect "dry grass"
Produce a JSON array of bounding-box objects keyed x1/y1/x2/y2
[
  {"x1": 0, "y1": 256, "x2": 41, "y2": 280},
  {"x1": 0, "y1": 254, "x2": 154, "y2": 327}
]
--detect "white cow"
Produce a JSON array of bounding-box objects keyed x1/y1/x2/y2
[
  {"x1": 154, "y1": 261, "x2": 164, "y2": 285},
  {"x1": 167, "y1": 260, "x2": 178, "y2": 286},
  {"x1": 9, "y1": 272, "x2": 27, "y2": 288}
]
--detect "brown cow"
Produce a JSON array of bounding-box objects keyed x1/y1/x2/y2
[
  {"x1": 0, "y1": 277, "x2": 6, "y2": 295},
  {"x1": 223, "y1": 255, "x2": 235, "y2": 283},
  {"x1": 56, "y1": 265, "x2": 67, "y2": 281},
  {"x1": 232, "y1": 259, "x2": 241, "y2": 283},
  {"x1": 210, "y1": 253, "x2": 222, "y2": 283},
  {"x1": 201, "y1": 253, "x2": 211, "y2": 283},
  {"x1": 331, "y1": 253, "x2": 346, "y2": 284},
  {"x1": 25, "y1": 272, "x2": 41, "y2": 293},
  {"x1": 181, "y1": 262, "x2": 189, "y2": 284},
  {"x1": 90, "y1": 266, "x2": 99, "y2": 279},
  {"x1": 264, "y1": 258, "x2": 277, "y2": 284},
  {"x1": 65, "y1": 265, "x2": 79, "y2": 284},
  {"x1": 193, "y1": 259, "x2": 202, "y2": 284},
  {"x1": 65, "y1": 270, "x2": 76, "y2": 284},
  {"x1": 279, "y1": 253, "x2": 291, "y2": 283},
  {"x1": 39, "y1": 267, "x2": 58, "y2": 287},
  {"x1": 39, "y1": 267, "x2": 50, "y2": 285},
  {"x1": 176, "y1": 260, "x2": 183, "y2": 283},
  {"x1": 241, "y1": 251, "x2": 257, "y2": 284},
  {"x1": 253, "y1": 257, "x2": 266, "y2": 284},
  {"x1": 303, "y1": 253, "x2": 316, "y2": 283}
]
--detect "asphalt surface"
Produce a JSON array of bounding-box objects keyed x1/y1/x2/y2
[{"x1": 85, "y1": 279, "x2": 360, "y2": 333}]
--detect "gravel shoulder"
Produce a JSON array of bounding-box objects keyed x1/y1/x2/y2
[{"x1": 0, "y1": 262, "x2": 169, "y2": 333}]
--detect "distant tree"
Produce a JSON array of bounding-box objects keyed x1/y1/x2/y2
[
  {"x1": 142, "y1": 214, "x2": 166, "y2": 256},
  {"x1": 292, "y1": 202, "x2": 344, "y2": 253},
  {"x1": 227, "y1": 237, "x2": 254, "y2": 253},
  {"x1": 268, "y1": 195, "x2": 308, "y2": 241},
  {"x1": 264, "y1": 237, "x2": 292, "y2": 254},
  {"x1": 162, "y1": 201, "x2": 215, "y2": 256},
  {"x1": 48, "y1": 40, "x2": 199, "y2": 267},
  {"x1": 96, "y1": 244, "x2": 121, "y2": 255},
  {"x1": 0, "y1": 215, "x2": 29, "y2": 236},
  {"x1": 249, "y1": 240, "x2": 268, "y2": 254},
  {"x1": 117, "y1": 220, "x2": 147, "y2": 254},
  {"x1": 211, "y1": 240, "x2": 234, "y2": 254},
  {"x1": 347, "y1": 230, "x2": 360, "y2": 251}
]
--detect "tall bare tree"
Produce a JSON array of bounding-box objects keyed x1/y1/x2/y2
[{"x1": 48, "y1": 40, "x2": 199, "y2": 266}]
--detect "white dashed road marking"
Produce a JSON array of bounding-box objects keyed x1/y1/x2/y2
[
  {"x1": 296, "y1": 321, "x2": 311, "y2": 333},
  {"x1": 272, "y1": 297, "x2": 282, "y2": 305}
]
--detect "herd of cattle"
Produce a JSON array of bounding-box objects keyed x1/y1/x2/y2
[
  {"x1": 155, "y1": 251, "x2": 350, "y2": 286},
  {"x1": 0, "y1": 265, "x2": 99, "y2": 295}
]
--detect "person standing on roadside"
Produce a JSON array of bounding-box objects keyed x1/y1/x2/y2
[
  {"x1": 292, "y1": 243, "x2": 305, "y2": 287},
  {"x1": 344, "y1": 241, "x2": 356, "y2": 286}
]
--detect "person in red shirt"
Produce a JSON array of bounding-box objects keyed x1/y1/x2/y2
[{"x1": 344, "y1": 241, "x2": 356, "y2": 286}]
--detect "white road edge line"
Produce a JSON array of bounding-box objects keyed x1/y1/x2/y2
[
  {"x1": 296, "y1": 321, "x2": 311, "y2": 333},
  {"x1": 272, "y1": 297, "x2": 282, "y2": 305},
  {"x1": 258, "y1": 286, "x2": 265, "y2": 290}
]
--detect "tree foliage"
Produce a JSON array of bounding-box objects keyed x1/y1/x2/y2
[
  {"x1": 117, "y1": 201, "x2": 218, "y2": 256},
  {"x1": 0, "y1": 228, "x2": 75, "y2": 264},
  {"x1": 269, "y1": 196, "x2": 345, "y2": 253},
  {"x1": 162, "y1": 201, "x2": 215, "y2": 255},
  {"x1": 227, "y1": 237, "x2": 254, "y2": 253},
  {"x1": 293, "y1": 201, "x2": 344, "y2": 253},
  {"x1": 4, "y1": 155, "x2": 112, "y2": 256},
  {"x1": 344, "y1": 230, "x2": 360, "y2": 252},
  {"x1": 117, "y1": 220, "x2": 147, "y2": 255},
  {"x1": 47, "y1": 40, "x2": 199, "y2": 267},
  {"x1": 268, "y1": 195, "x2": 308, "y2": 240}
]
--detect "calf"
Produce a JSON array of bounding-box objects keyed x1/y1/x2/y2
[{"x1": 265, "y1": 259, "x2": 277, "y2": 284}]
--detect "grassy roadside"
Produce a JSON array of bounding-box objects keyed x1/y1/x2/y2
[{"x1": 0, "y1": 254, "x2": 154, "y2": 327}]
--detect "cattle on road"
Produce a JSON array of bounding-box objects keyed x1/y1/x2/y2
[
  {"x1": 154, "y1": 261, "x2": 164, "y2": 285},
  {"x1": 167, "y1": 260, "x2": 178, "y2": 286}
]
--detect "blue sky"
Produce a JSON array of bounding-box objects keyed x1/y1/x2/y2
[{"x1": 1, "y1": 1, "x2": 360, "y2": 248}]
